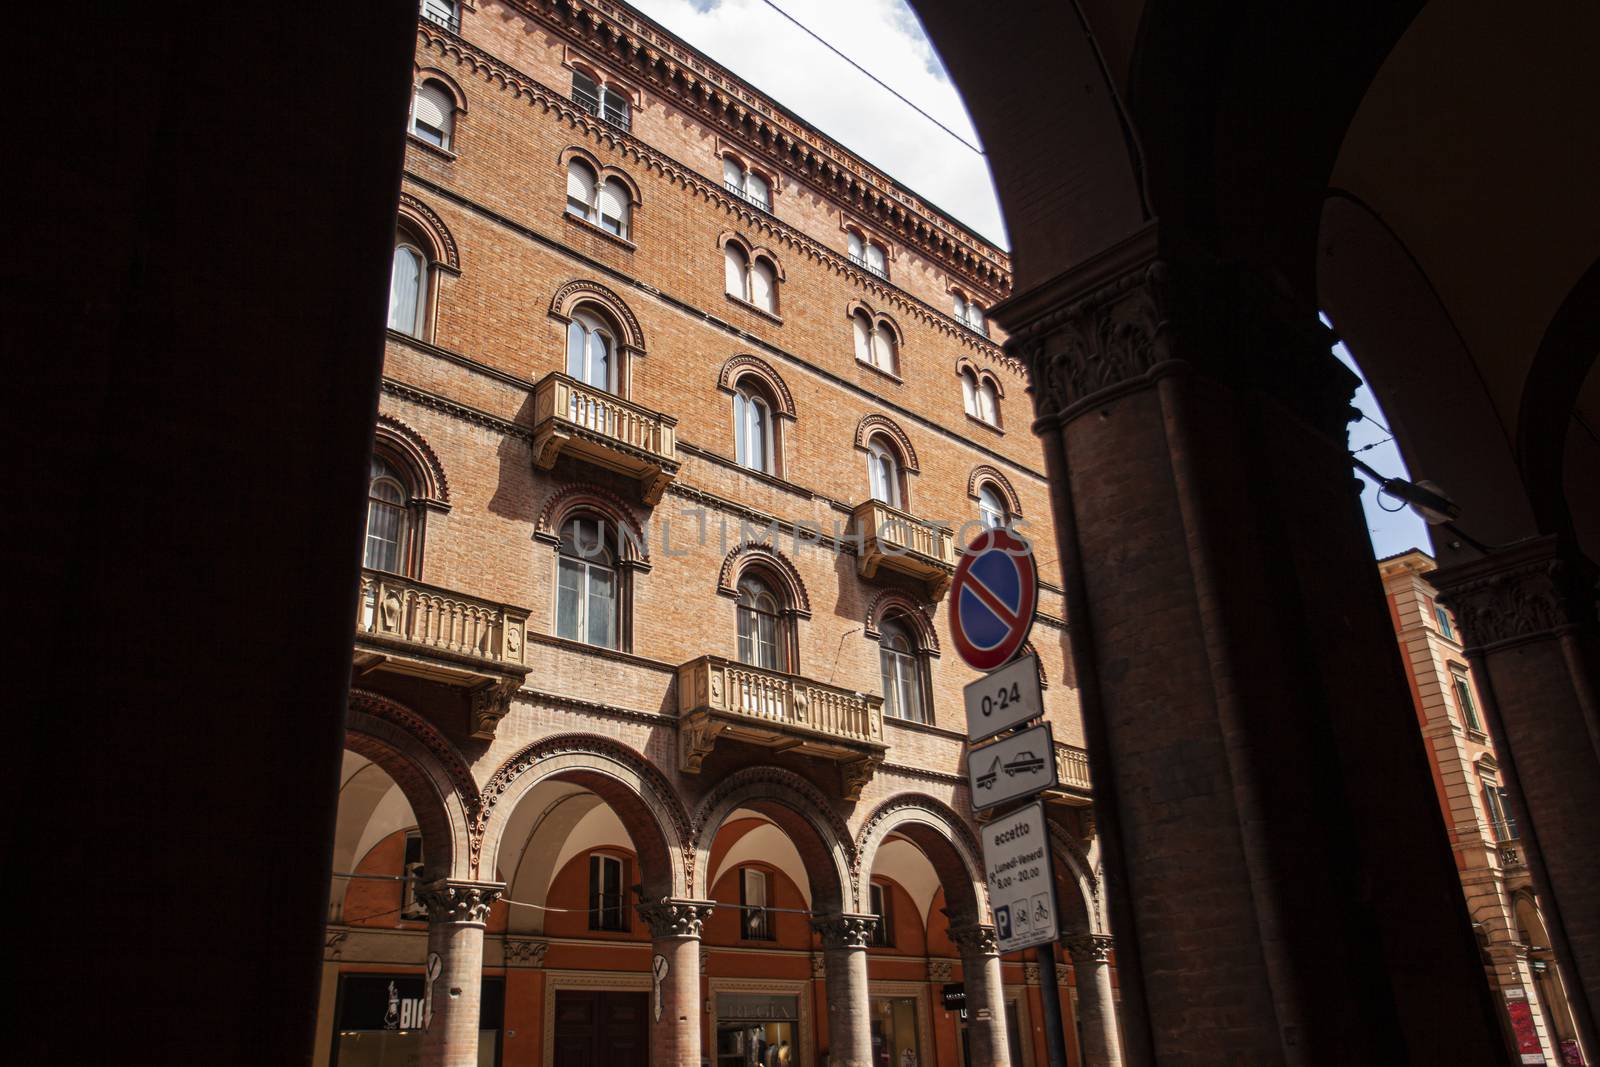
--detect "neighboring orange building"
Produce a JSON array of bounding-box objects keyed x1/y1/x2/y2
[
  {"x1": 1380, "y1": 551, "x2": 1588, "y2": 1067},
  {"x1": 319, "y1": 2, "x2": 1119, "y2": 1066}
]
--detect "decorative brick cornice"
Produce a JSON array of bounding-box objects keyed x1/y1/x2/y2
[
  {"x1": 717, "y1": 353, "x2": 796, "y2": 417},
  {"x1": 398, "y1": 192, "x2": 461, "y2": 270},
  {"x1": 637, "y1": 898, "x2": 714, "y2": 939},
  {"x1": 811, "y1": 913, "x2": 878, "y2": 950},
  {"x1": 375, "y1": 413, "x2": 452, "y2": 506},
  {"x1": 716, "y1": 540, "x2": 812, "y2": 616},
  {"x1": 549, "y1": 277, "x2": 646, "y2": 351},
  {"x1": 966, "y1": 464, "x2": 1022, "y2": 516},
  {"x1": 862, "y1": 589, "x2": 940, "y2": 655},
  {"x1": 853, "y1": 413, "x2": 920, "y2": 472},
  {"x1": 412, "y1": 21, "x2": 1019, "y2": 373},
  {"x1": 1430, "y1": 537, "x2": 1587, "y2": 653},
  {"x1": 488, "y1": 3, "x2": 1010, "y2": 300},
  {"x1": 418, "y1": 879, "x2": 504, "y2": 924}
]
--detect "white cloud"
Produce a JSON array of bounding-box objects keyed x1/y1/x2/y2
[{"x1": 627, "y1": 0, "x2": 1010, "y2": 248}]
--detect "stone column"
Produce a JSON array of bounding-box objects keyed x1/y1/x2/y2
[
  {"x1": 1431, "y1": 537, "x2": 1600, "y2": 1061},
  {"x1": 948, "y1": 924, "x2": 1012, "y2": 1067},
  {"x1": 812, "y1": 913, "x2": 876, "y2": 1067},
  {"x1": 998, "y1": 227, "x2": 1506, "y2": 1064},
  {"x1": 418, "y1": 879, "x2": 503, "y2": 1067},
  {"x1": 1065, "y1": 935, "x2": 1122, "y2": 1066},
  {"x1": 638, "y1": 898, "x2": 714, "y2": 1067}
]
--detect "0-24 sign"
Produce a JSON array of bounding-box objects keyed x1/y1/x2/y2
[{"x1": 964, "y1": 652, "x2": 1044, "y2": 743}]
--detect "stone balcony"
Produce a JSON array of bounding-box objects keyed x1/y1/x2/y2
[
  {"x1": 353, "y1": 569, "x2": 530, "y2": 739},
  {"x1": 850, "y1": 500, "x2": 956, "y2": 600},
  {"x1": 531, "y1": 372, "x2": 679, "y2": 505},
  {"x1": 677, "y1": 655, "x2": 888, "y2": 800},
  {"x1": 1048, "y1": 742, "x2": 1094, "y2": 806}
]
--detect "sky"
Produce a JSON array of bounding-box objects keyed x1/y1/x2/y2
[
  {"x1": 627, "y1": 0, "x2": 1009, "y2": 247},
  {"x1": 630, "y1": 0, "x2": 1429, "y2": 559}
]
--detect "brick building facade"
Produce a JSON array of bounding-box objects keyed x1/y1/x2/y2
[
  {"x1": 1380, "y1": 552, "x2": 1589, "y2": 1067},
  {"x1": 320, "y1": 3, "x2": 1118, "y2": 1065}
]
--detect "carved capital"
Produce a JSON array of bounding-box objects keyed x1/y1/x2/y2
[
  {"x1": 1023, "y1": 962, "x2": 1040, "y2": 986},
  {"x1": 811, "y1": 912, "x2": 878, "y2": 950},
  {"x1": 504, "y1": 938, "x2": 548, "y2": 968},
  {"x1": 678, "y1": 713, "x2": 727, "y2": 775},
  {"x1": 947, "y1": 923, "x2": 1000, "y2": 959},
  {"x1": 417, "y1": 879, "x2": 504, "y2": 925},
  {"x1": 1063, "y1": 933, "x2": 1114, "y2": 963},
  {"x1": 1431, "y1": 537, "x2": 1585, "y2": 652},
  {"x1": 637, "y1": 898, "x2": 714, "y2": 940},
  {"x1": 469, "y1": 678, "x2": 519, "y2": 740},
  {"x1": 811, "y1": 953, "x2": 827, "y2": 979},
  {"x1": 840, "y1": 756, "x2": 880, "y2": 802}
]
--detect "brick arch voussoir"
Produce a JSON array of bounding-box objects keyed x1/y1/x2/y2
[
  {"x1": 718, "y1": 354, "x2": 796, "y2": 418},
  {"x1": 854, "y1": 793, "x2": 985, "y2": 924},
  {"x1": 397, "y1": 193, "x2": 460, "y2": 272},
  {"x1": 476, "y1": 733, "x2": 689, "y2": 899},
  {"x1": 548, "y1": 278, "x2": 645, "y2": 352},
  {"x1": 692, "y1": 767, "x2": 855, "y2": 912},
  {"x1": 854, "y1": 413, "x2": 919, "y2": 473},
  {"x1": 534, "y1": 482, "x2": 649, "y2": 567},
  {"x1": 863, "y1": 589, "x2": 939, "y2": 655},
  {"x1": 717, "y1": 541, "x2": 812, "y2": 616},
  {"x1": 346, "y1": 690, "x2": 479, "y2": 881},
  {"x1": 966, "y1": 464, "x2": 1021, "y2": 515},
  {"x1": 1046, "y1": 815, "x2": 1103, "y2": 934},
  {"x1": 375, "y1": 413, "x2": 450, "y2": 505}
]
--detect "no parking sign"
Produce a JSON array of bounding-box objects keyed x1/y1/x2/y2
[{"x1": 949, "y1": 527, "x2": 1038, "y2": 672}]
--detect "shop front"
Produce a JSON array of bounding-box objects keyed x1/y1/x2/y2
[
  {"x1": 715, "y1": 990, "x2": 804, "y2": 1067},
  {"x1": 331, "y1": 972, "x2": 504, "y2": 1066}
]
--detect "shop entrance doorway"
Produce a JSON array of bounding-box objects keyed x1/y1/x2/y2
[{"x1": 553, "y1": 990, "x2": 648, "y2": 1066}]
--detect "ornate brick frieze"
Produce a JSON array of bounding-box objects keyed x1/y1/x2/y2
[
  {"x1": 811, "y1": 913, "x2": 878, "y2": 950},
  {"x1": 1431, "y1": 537, "x2": 1583, "y2": 652},
  {"x1": 637, "y1": 898, "x2": 715, "y2": 939},
  {"x1": 926, "y1": 958, "x2": 954, "y2": 982},
  {"x1": 418, "y1": 879, "x2": 504, "y2": 924},
  {"x1": 504, "y1": 938, "x2": 549, "y2": 968}
]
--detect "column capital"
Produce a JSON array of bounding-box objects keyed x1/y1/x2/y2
[
  {"x1": 1430, "y1": 535, "x2": 1590, "y2": 652},
  {"x1": 417, "y1": 879, "x2": 503, "y2": 925},
  {"x1": 947, "y1": 923, "x2": 1000, "y2": 958},
  {"x1": 810, "y1": 912, "x2": 878, "y2": 949},
  {"x1": 636, "y1": 898, "x2": 714, "y2": 940},
  {"x1": 1063, "y1": 933, "x2": 1115, "y2": 963}
]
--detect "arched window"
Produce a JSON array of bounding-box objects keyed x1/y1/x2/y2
[
  {"x1": 879, "y1": 615, "x2": 927, "y2": 723},
  {"x1": 953, "y1": 291, "x2": 988, "y2": 336},
  {"x1": 725, "y1": 244, "x2": 778, "y2": 313},
  {"x1": 421, "y1": 0, "x2": 457, "y2": 30},
  {"x1": 388, "y1": 240, "x2": 426, "y2": 336},
  {"x1": 736, "y1": 573, "x2": 784, "y2": 671},
  {"x1": 565, "y1": 308, "x2": 616, "y2": 392},
  {"x1": 847, "y1": 231, "x2": 888, "y2": 280},
  {"x1": 566, "y1": 160, "x2": 631, "y2": 238},
  {"x1": 977, "y1": 484, "x2": 1007, "y2": 529},
  {"x1": 571, "y1": 70, "x2": 630, "y2": 131},
  {"x1": 733, "y1": 384, "x2": 774, "y2": 474},
  {"x1": 364, "y1": 455, "x2": 412, "y2": 573},
  {"x1": 410, "y1": 80, "x2": 455, "y2": 149},
  {"x1": 867, "y1": 437, "x2": 902, "y2": 509},
  {"x1": 556, "y1": 517, "x2": 618, "y2": 649},
  {"x1": 961, "y1": 368, "x2": 1000, "y2": 426},
  {"x1": 853, "y1": 310, "x2": 898, "y2": 373},
  {"x1": 723, "y1": 157, "x2": 771, "y2": 211}
]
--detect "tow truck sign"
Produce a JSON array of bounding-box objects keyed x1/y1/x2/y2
[
  {"x1": 968, "y1": 723, "x2": 1058, "y2": 809},
  {"x1": 981, "y1": 801, "x2": 1058, "y2": 954}
]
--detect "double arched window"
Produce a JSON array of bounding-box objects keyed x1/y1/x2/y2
[
  {"x1": 571, "y1": 69, "x2": 631, "y2": 131},
  {"x1": 388, "y1": 236, "x2": 428, "y2": 337},
  {"x1": 409, "y1": 79, "x2": 456, "y2": 150},
  {"x1": 556, "y1": 517, "x2": 619, "y2": 649},
  {"x1": 867, "y1": 436, "x2": 904, "y2": 509},
  {"x1": 365, "y1": 455, "x2": 413, "y2": 574},
  {"x1": 565, "y1": 308, "x2": 618, "y2": 393},
  {"x1": 566, "y1": 159, "x2": 631, "y2": 238},
  {"x1": 960, "y1": 366, "x2": 1001, "y2": 427},
  {"x1": 733, "y1": 384, "x2": 774, "y2": 474},
  {"x1": 847, "y1": 231, "x2": 888, "y2": 280},
  {"x1": 725, "y1": 243, "x2": 779, "y2": 314},
  {"x1": 736, "y1": 574, "x2": 784, "y2": 671},
  {"x1": 977, "y1": 484, "x2": 1008, "y2": 528},
  {"x1": 852, "y1": 309, "x2": 899, "y2": 375},
  {"x1": 951, "y1": 290, "x2": 988, "y2": 336},
  {"x1": 723, "y1": 157, "x2": 771, "y2": 211},
  {"x1": 879, "y1": 614, "x2": 929, "y2": 723}
]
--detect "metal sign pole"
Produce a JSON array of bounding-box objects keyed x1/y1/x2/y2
[{"x1": 1036, "y1": 941, "x2": 1071, "y2": 1067}]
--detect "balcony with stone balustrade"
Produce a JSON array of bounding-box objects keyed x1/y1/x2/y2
[
  {"x1": 354, "y1": 569, "x2": 531, "y2": 739},
  {"x1": 676, "y1": 655, "x2": 888, "y2": 800},
  {"x1": 850, "y1": 499, "x2": 956, "y2": 600},
  {"x1": 531, "y1": 372, "x2": 679, "y2": 505}
]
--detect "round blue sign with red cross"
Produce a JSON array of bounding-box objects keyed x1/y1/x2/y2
[{"x1": 948, "y1": 527, "x2": 1038, "y2": 671}]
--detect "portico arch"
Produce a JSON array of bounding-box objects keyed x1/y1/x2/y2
[
  {"x1": 853, "y1": 793, "x2": 986, "y2": 926},
  {"x1": 344, "y1": 689, "x2": 477, "y2": 882},
  {"x1": 476, "y1": 733, "x2": 689, "y2": 900}
]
